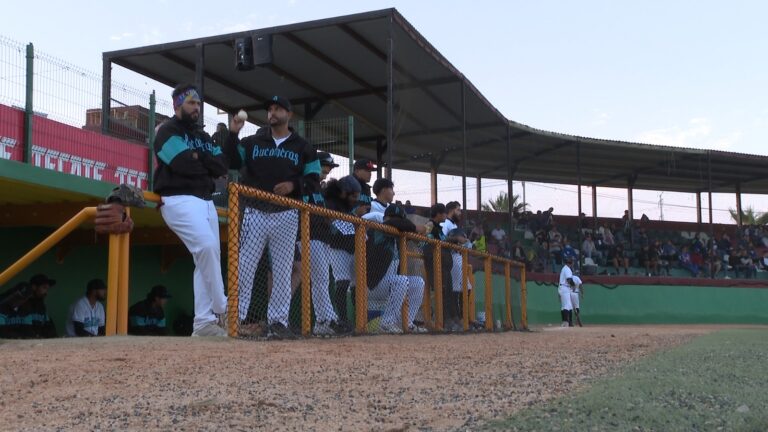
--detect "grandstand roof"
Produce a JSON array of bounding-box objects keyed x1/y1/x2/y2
[{"x1": 104, "y1": 8, "x2": 768, "y2": 195}]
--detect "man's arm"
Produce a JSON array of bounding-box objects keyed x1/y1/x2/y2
[
  {"x1": 72, "y1": 321, "x2": 92, "y2": 337},
  {"x1": 222, "y1": 130, "x2": 245, "y2": 170},
  {"x1": 198, "y1": 133, "x2": 229, "y2": 177},
  {"x1": 154, "y1": 128, "x2": 210, "y2": 178}
]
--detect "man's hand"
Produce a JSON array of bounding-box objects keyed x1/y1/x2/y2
[
  {"x1": 354, "y1": 205, "x2": 370, "y2": 216},
  {"x1": 230, "y1": 116, "x2": 245, "y2": 134},
  {"x1": 273, "y1": 181, "x2": 295, "y2": 196}
]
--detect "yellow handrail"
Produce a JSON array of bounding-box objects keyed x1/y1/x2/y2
[{"x1": 0, "y1": 207, "x2": 97, "y2": 286}]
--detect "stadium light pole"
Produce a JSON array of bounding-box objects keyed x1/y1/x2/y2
[{"x1": 506, "y1": 124, "x2": 514, "y2": 236}]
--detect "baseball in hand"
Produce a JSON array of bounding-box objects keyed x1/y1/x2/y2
[{"x1": 236, "y1": 109, "x2": 248, "y2": 121}]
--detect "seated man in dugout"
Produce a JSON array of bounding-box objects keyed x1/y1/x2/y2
[
  {"x1": 0, "y1": 274, "x2": 58, "y2": 339},
  {"x1": 128, "y1": 285, "x2": 172, "y2": 336}
]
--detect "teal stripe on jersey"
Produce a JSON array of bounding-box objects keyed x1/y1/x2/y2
[
  {"x1": 211, "y1": 145, "x2": 223, "y2": 156},
  {"x1": 237, "y1": 144, "x2": 246, "y2": 163},
  {"x1": 157, "y1": 135, "x2": 189, "y2": 164},
  {"x1": 303, "y1": 159, "x2": 321, "y2": 176}
]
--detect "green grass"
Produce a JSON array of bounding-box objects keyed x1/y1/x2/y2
[{"x1": 485, "y1": 329, "x2": 768, "y2": 431}]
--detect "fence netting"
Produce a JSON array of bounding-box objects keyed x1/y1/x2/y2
[{"x1": 227, "y1": 183, "x2": 525, "y2": 340}]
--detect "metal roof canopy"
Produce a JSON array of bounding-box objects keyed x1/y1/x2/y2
[{"x1": 102, "y1": 8, "x2": 768, "y2": 195}]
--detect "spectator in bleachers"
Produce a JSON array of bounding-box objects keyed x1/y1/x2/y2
[
  {"x1": 691, "y1": 234, "x2": 706, "y2": 256},
  {"x1": 602, "y1": 224, "x2": 616, "y2": 248},
  {"x1": 562, "y1": 239, "x2": 579, "y2": 269},
  {"x1": 370, "y1": 178, "x2": 395, "y2": 214},
  {"x1": 679, "y1": 246, "x2": 701, "y2": 277},
  {"x1": 581, "y1": 233, "x2": 602, "y2": 265},
  {"x1": 637, "y1": 245, "x2": 659, "y2": 276},
  {"x1": 706, "y1": 248, "x2": 722, "y2": 278},
  {"x1": 637, "y1": 228, "x2": 650, "y2": 248},
  {"x1": 759, "y1": 251, "x2": 768, "y2": 271},
  {"x1": 491, "y1": 224, "x2": 507, "y2": 244},
  {"x1": 735, "y1": 248, "x2": 757, "y2": 279},
  {"x1": 511, "y1": 240, "x2": 530, "y2": 270},
  {"x1": 608, "y1": 244, "x2": 629, "y2": 275},
  {"x1": 548, "y1": 225, "x2": 564, "y2": 265},
  {"x1": 542, "y1": 207, "x2": 555, "y2": 230},
  {"x1": 404, "y1": 200, "x2": 415, "y2": 215},
  {"x1": 658, "y1": 240, "x2": 677, "y2": 275}
]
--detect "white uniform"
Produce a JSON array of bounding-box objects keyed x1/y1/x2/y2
[
  {"x1": 558, "y1": 264, "x2": 574, "y2": 311},
  {"x1": 238, "y1": 207, "x2": 299, "y2": 326},
  {"x1": 329, "y1": 220, "x2": 356, "y2": 282},
  {"x1": 442, "y1": 219, "x2": 472, "y2": 293},
  {"x1": 65, "y1": 296, "x2": 105, "y2": 336},
  {"x1": 570, "y1": 275, "x2": 582, "y2": 310},
  {"x1": 370, "y1": 200, "x2": 388, "y2": 215},
  {"x1": 160, "y1": 195, "x2": 227, "y2": 332},
  {"x1": 369, "y1": 260, "x2": 424, "y2": 328},
  {"x1": 302, "y1": 239, "x2": 339, "y2": 324}
]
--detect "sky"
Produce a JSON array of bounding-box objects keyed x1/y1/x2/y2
[{"x1": 3, "y1": 0, "x2": 768, "y2": 223}]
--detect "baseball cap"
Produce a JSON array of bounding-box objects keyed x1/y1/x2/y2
[
  {"x1": 317, "y1": 151, "x2": 339, "y2": 168},
  {"x1": 29, "y1": 273, "x2": 56, "y2": 287},
  {"x1": 338, "y1": 175, "x2": 362, "y2": 194},
  {"x1": 564, "y1": 256, "x2": 574, "y2": 263},
  {"x1": 372, "y1": 178, "x2": 394, "y2": 195},
  {"x1": 384, "y1": 203, "x2": 406, "y2": 219},
  {"x1": 264, "y1": 95, "x2": 292, "y2": 112},
  {"x1": 86, "y1": 278, "x2": 107, "y2": 293},
  {"x1": 448, "y1": 228, "x2": 467, "y2": 238},
  {"x1": 353, "y1": 159, "x2": 376, "y2": 172},
  {"x1": 148, "y1": 285, "x2": 172, "y2": 300}
]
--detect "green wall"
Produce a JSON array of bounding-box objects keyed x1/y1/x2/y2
[
  {"x1": 0, "y1": 228, "x2": 197, "y2": 336},
  {"x1": 473, "y1": 273, "x2": 768, "y2": 326}
]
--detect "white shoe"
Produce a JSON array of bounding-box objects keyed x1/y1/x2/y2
[
  {"x1": 560, "y1": 321, "x2": 569, "y2": 328},
  {"x1": 379, "y1": 322, "x2": 403, "y2": 334},
  {"x1": 408, "y1": 324, "x2": 428, "y2": 334},
  {"x1": 192, "y1": 322, "x2": 228, "y2": 337}
]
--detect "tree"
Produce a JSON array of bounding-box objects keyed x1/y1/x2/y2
[
  {"x1": 481, "y1": 192, "x2": 527, "y2": 215},
  {"x1": 729, "y1": 206, "x2": 768, "y2": 225}
]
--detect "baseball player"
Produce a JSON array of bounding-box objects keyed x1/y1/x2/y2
[
  {"x1": 370, "y1": 178, "x2": 395, "y2": 214},
  {"x1": 324, "y1": 175, "x2": 362, "y2": 326},
  {"x1": 66, "y1": 279, "x2": 107, "y2": 337},
  {"x1": 558, "y1": 257, "x2": 575, "y2": 327},
  {"x1": 225, "y1": 96, "x2": 321, "y2": 340},
  {"x1": 352, "y1": 159, "x2": 376, "y2": 212},
  {"x1": 570, "y1": 273, "x2": 584, "y2": 327},
  {"x1": 153, "y1": 83, "x2": 228, "y2": 337},
  {"x1": 442, "y1": 202, "x2": 472, "y2": 295},
  {"x1": 0, "y1": 274, "x2": 57, "y2": 339},
  {"x1": 366, "y1": 204, "x2": 426, "y2": 333}
]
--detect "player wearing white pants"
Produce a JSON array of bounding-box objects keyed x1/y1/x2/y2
[
  {"x1": 570, "y1": 275, "x2": 583, "y2": 327},
  {"x1": 238, "y1": 207, "x2": 298, "y2": 326},
  {"x1": 161, "y1": 196, "x2": 228, "y2": 332},
  {"x1": 153, "y1": 84, "x2": 229, "y2": 337},
  {"x1": 369, "y1": 261, "x2": 424, "y2": 333},
  {"x1": 558, "y1": 257, "x2": 575, "y2": 327}
]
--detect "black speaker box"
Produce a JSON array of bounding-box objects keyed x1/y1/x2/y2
[
  {"x1": 234, "y1": 37, "x2": 254, "y2": 71},
  {"x1": 252, "y1": 34, "x2": 273, "y2": 66}
]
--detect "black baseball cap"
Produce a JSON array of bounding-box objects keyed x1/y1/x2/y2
[
  {"x1": 384, "y1": 203, "x2": 406, "y2": 219},
  {"x1": 86, "y1": 278, "x2": 107, "y2": 293},
  {"x1": 148, "y1": 285, "x2": 172, "y2": 300},
  {"x1": 353, "y1": 159, "x2": 376, "y2": 172},
  {"x1": 564, "y1": 256, "x2": 574, "y2": 263},
  {"x1": 30, "y1": 273, "x2": 56, "y2": 287},
  {"x1": 318, "y1": 151, "x2": 339, "y2": 168},
  {"x1": 448, "y1": 228, "x2": 467, "y2": 238},
  {"x1": 264, "y1": 95, "x2": 292, "y2": 112}
]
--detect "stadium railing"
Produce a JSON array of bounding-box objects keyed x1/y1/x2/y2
[{"x1": 226, "y1": 183, "x2": 527, "y2": 338}]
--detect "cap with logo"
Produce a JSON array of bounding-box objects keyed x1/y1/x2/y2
[
  {"x1": 318, "y1": 151, "x2": 339, "y2": 168},
  {"x1": 264, "y1": 95, "x2": 292, "y2": 112},
  {"x1": 353, "y1": 159, "x2": 376, "y2": 172}
]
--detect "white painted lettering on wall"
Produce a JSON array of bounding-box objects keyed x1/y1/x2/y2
[
  {"x1": 114, "y1": 167, "x2": 148, "y2": 188},
  {"x1": 30, "y1": 145, "x2": 147, "y2": 188},
  {"x1": 0, "y1": 136, "x2": 17, "y2": 160}
]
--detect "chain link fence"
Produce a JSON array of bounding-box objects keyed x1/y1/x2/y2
[{"x1": 226, "y1": 182, "x2": 525, "y2": 340}]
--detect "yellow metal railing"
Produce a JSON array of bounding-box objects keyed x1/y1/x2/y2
[{"x1": 226, "y1": 183, "x2": 527, "y2": 337}]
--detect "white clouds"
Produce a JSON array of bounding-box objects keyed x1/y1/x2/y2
[
  {"x1": 591, "y1": 109, "x2": 610, "y2": 126},
  {"x1": 634, "y1": 118, "x2": 741, "y2": 151}
]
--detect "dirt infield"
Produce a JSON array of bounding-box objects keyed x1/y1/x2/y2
[{"x1": 0, "y1": 326, "x2": 721, "y2": 431}]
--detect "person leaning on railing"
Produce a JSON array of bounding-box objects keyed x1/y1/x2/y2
[
  {"x1": 324, "y1": 175, "x2": 364, "y2": 328},
  {"x1": 364, "y1": 204, "x2": 427, "y2": 334},
  {"x1": 422, "y1": 203, "x2": 454, "y2": 328},
  {"x1": 224, "y1": 96, "x2": 321, "y2": 340},
  {"x1": 152, "y1": 83, "x2": 229, "y2": 338}
]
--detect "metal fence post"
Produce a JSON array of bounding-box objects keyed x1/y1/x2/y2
[
  {"x1": 148, "y1": 91, "x2": 156, "y2": 190},
  {"x1": 484, "y1": 257, "x2": 493, "y2": 331},
  {"x1": 520, "y1": 266, "x2": 528, "y2": 330},
  {"x1": 354, "y1": 225, "x2": 368, "y2": 333},
  {"x1": 23, "y1": 43, "x2": 34, "y2": 163},
  {"x1": 347, "y1": 115, "x2": 355, "y2": 173}
]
